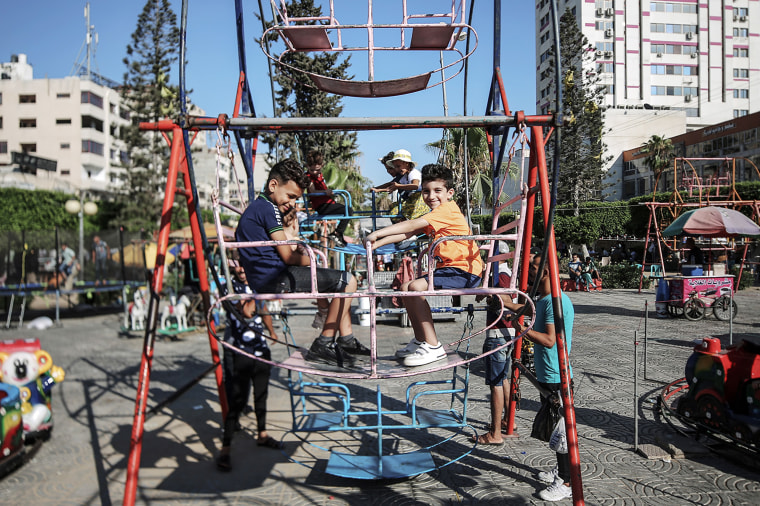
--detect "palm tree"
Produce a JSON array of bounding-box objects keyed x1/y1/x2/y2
[
  {"x1": 641, "y1": 135, "x2": 674, "y2": 194},
  {"x1": 426, "y1": 127, "x2": 492, "y2": 209}
]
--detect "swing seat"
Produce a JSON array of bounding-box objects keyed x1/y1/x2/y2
[
  {"x1": 326, "y1": 450, "x2": 436, "y2": 480},
  {"x1": 308, "y1": 72, "x2": 432, "y2": 98}
]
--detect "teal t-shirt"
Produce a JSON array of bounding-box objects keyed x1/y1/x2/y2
[{"x1": 532, "y1": 292, "x2": 574, "y2": 384}]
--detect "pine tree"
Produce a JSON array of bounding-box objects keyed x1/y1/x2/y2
[
  {"x1": 114, "y1": 0, "x2": 182, "y2": 233},
  {"x1": 546, "y1": 9, "x2": 610, "y2": 214},
  {"x1": 261, "y1": 0, "x2": 358, "y2": 167}
]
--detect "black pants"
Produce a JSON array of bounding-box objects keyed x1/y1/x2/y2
[
  {"x1": 317, "y1": 202, "x2": 352, "y2": 235},
  {"x1": 539, "y1": 381, "x2": 573, "y2": 483},
  {"x1": 221, "y1": 340, "x2": 272, "y2": 446}
]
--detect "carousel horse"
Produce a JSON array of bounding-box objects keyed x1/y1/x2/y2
[
  {"x1": 161, "y1": 294, "x2": 191, "y2": 330},
  {"x1": 128, "y1": 288, "x2": 148, "y2": 331}
]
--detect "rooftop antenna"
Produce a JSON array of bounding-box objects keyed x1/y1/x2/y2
[{"x1": 70, "y1": 2, "x2": 99, "y2": 80}]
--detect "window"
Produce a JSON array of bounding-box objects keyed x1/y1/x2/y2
[
  {"x1": 733, "y1": 89, "x2": 749, "y2": 99},
  {"x1": 19, "y1": 118, "x2": 37, "y2": 128},
  {"x1": 683, "y1": 66, "x2": 698, "y2": 76},
  {"x1": 20, "y1": 143, "x2": 36, "y2": 153},
  {"x1": 120, "y1": 150, "x2": 129, "y2": 164},
  {"x1": 56, "y1": 93, "x2": 70, "y2": 99},
  {"x1": 81, "y1": 91, "x2": 103, "y2": 108},
  {"x1": 0, "y1": 117, "x2": 2, "y2": 129},
  {"x1": 0, "y1": 141, "x2": 6, "y2": 154},
  {"x1": 685, "y1": 108, "x2": 699, "y2": 117},
  {"x1": 595, "y1": 42, "x2": 614, "y2": 51},
  {"x1": 602, "y1": 84, "x2": 614, "y2": 94},
  {"x1": 119, "y1": 109, "x2": 130, "y2": 121},
  {"x1": 82, "y1": 140, "x2": 104, "y2": 155},
  {"x1": 60, "y1": 143, "x2": 70, "y2": 149},
  {"x1": 600, "y1": 63, "x2": 614, "y2": 73},
  {"x1": 733, "y1": 28, "x2": 749, "y2": 37},
  {"x1": 540, "y1": 49, "x2": 552, "y2": 63},
  {"x1": 684, "y1": 87, "x2": 698, "y2": 96},
  {"x1": 109, "y1": 103, "x2": 116, "y2": 113},
  {"x1": 734, "y1": 8, "x2": 748, "y2": 17},
  {"x1": 19, "y1": 94, "x2": 36, "y2": 103},
  {"x1": 734, "y1": 69, "x2": 749, "y2": 78},
  {"x1": 60, "y1": 169, "x2": 70, "y2": 176},
  {"x1": 0, "y1": 92, "x2": 2, "y2": 105},
  {"x1": 56, "y1": 118, "x2": 72, "y2": 125},
  {"x1": 81, "y1": 115, "x2": 104, "y2": 132},
  {"x1": 733, "y1": 110, "x2": 749, "y2": 118},
  {"x1": 733, "y1": 48, "x2": 749, "y2": 58}
]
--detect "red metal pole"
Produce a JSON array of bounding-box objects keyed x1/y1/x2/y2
[
  {"x1": 178, "y1": 145, "x2": 228, "y2": 419},
  {"x1": 123, "y1": 125, "x2": 184, "y2": 506},
  {"x1": 533, "y1": 125, "x2": 584, "y2": 504},
  {"x1": 504, "y1": 133, "x2": 538, "y2": 436}
]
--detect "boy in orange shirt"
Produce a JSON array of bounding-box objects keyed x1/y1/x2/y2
[{"x1": 366, "y1": 164, "x2": 483, "y2": 366}]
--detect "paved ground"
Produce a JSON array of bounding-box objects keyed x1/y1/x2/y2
[{"x1": 1, "y1": 286, "x2": 759, "y2": 505}]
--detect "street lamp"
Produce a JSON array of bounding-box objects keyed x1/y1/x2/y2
[{"x1": 65, "y1": 195, "x2": 98, "y2": 274}]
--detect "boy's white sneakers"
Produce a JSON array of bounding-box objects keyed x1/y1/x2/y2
[
  {"x1": 395, "y1": 339, "x2": 424, "y2": 358},
  {"x1": 403, "y1": 342, "x2": 447, "y2": 367}
]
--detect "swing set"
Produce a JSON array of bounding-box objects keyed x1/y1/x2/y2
[{"x1": 123, "y1": 1, "x2": 584, "y2": 504}]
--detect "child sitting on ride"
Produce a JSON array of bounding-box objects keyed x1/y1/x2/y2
[
  {"x1": 370, "y1": 149, "x2": 429, "y2": 221},
  {"x1": 366, "y1": 163, "x2": 484, "y2": 367},
  {"x1": 305, "y1": 150, "x2": 352, "y2": 248},
  {"x1": 235, "y1": 158, "x2": 368, "y2": 368},
  {"x1": 216, "y1": 250, "x2": 281, "y2": 471}
]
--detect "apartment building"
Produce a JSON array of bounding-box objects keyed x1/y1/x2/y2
[
  {"x1": 535, "y1": 0, "x2": 758, "y2": 200},
  {"x1": 0, "y1": 54, "x2": 130, "y2": 195}
]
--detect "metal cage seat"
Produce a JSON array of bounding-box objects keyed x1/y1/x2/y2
[{"x1": 261, "y1": 0, "x2": 478, "y2": 97}]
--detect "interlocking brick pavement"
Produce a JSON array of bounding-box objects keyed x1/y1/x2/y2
[{"x1": 1, "y1": 286, "x2": 759, "y2": 504}]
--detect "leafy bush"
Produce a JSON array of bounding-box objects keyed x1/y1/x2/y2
[
  {"x1": 732, "y1": 265, "x2": 754, "y2": 291},
  {"x1": 599, "y1": 263, "x2": 651, "y2": 289}
]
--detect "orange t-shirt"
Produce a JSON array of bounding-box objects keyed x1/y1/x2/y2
[{"x1": 424, "y1": 200, "x2": 484, "y2": 277}]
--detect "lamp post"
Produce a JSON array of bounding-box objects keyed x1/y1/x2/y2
[{"x1": 65, "y1": 195, "x2": 98, "y2": 274}]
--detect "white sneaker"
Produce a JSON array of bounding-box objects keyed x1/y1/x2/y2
[
  {"x1": 537, "y1": 465, "x2": 559, "y2": 484},
  {"x1": 311, "y1": 311, "x2": 327, "y2": 329},
  {"x1": 395, "y1": 339, "x2": 424, "y2": 358},
  {"x1": 403, "y1": 342, "x2": 447, "y2": 367},
  {"x1": 538, "y1": 477, "x2": 572, "y2": 501}
]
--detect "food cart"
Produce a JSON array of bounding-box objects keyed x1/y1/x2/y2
[{"x1": 665, "y1": 273, "x2": 735, "y2": 321}]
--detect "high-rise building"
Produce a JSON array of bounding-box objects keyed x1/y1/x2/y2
[{"x1": 535, "y1": 0, "x2": 758, "y2": 200}]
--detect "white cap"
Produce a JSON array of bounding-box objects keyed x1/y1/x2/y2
[{"x1": 385, "y1": 149, "x2": 417, "y2": 169}]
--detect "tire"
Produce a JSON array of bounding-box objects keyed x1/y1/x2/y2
[
  {"x1": 696, "y1": 394, "x2": 726, "y2": 430},
  {"x1": 667, "y1": 303, "x2": 683, "y2": 318},
  {"x1": 684, "y1": 298, "x2": 706, "y2": 321},
  {"x1": 712, "y1": 295, "x2": 738, "y2": 321}
]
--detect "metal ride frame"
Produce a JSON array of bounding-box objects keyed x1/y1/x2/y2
[
  {"x1": 638, "y1": 156, "x2": 760, "y2": 292},
  {"x1": 123, "y1": 1, "x2": 584, "y2": 504}
]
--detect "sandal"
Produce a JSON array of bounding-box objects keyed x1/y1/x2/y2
[
  {"x1": 216, "y1": 452, "x2": 231, "y2": 472},
  {"x1": 257, "y1": 436, "x2": 284, "y2": 450}
]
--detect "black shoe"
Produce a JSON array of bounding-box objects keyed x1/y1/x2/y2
[
  {"x1": 306, "y1": 340, "x2": 356, "y2": 368},
  {"x1": 329, "y1": 232, "x2": 347, "y2": 248},
  {"x1": 338, "y1": 337, "x2": 371, "y2": 356}
]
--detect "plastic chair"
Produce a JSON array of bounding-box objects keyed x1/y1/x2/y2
[{"x1": 650, "y1": 264, "x2": 663, "y2": 278}]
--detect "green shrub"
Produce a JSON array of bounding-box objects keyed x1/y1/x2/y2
[
  {"x1": 731, "y1": 265, "x2": 753, "y2": 291},
  {"x1": 599, "y1": 263, "x2": 651, "y2": 289}
]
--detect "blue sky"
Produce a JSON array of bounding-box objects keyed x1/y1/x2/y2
[{"x1": 1, "y1": 0, "x2": 536, "y2": 186}]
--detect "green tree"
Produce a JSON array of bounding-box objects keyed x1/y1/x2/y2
[
  {"x1": 115, "y1": 0, "x2": 182, "y2": 233},
  {"x1": 546, "y1": 9, "x2": 609, "y2": 214},
  {"x1": 261, "y1": 0, "x2": 358, "y2": 166},
  {"x1": 641, "y1": 135, "x2": 674, "y2": 193},
  {"x1": 426, "y1": 127, "x2": 496, "y2": 210}
]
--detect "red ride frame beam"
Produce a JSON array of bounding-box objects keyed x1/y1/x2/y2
[
  {"x1": 123, "y1": 122, "x2": 227, "y2": 505},
  {"x1": 505, "y1": 126, "x2": 584, "y2": 504}
]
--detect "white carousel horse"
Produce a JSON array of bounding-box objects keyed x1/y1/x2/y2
[
  {"x1": 161, "y1": 294, "x2": 191, "y2": 330},
  {"x1": 128, "y1": 288, "x2": 148, "y2": 331}
]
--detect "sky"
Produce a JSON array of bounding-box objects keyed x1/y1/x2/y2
[{"x1": 0, "y1": 0, "x2": 536, "y2": 187}]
